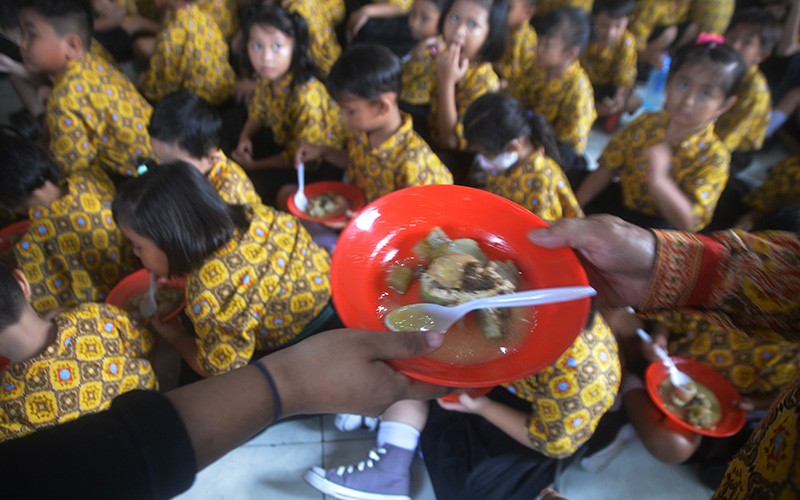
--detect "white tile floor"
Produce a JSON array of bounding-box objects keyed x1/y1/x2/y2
[{"x1": 0, "y1": 72, "x2": 789, "y2": 500}]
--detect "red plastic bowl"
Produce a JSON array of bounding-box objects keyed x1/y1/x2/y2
[
  {"x1": 287, "y1": 181, "x2": 366, "y2": 224},
  {"x1": 646, "y1": 357, "x2": 746, "y2": 437},
  {"x1": 331, "y1": 185, "x2": 591, "y2": 387},
  {"x1": 105, "y1": 269, "x2": 187, "y2": 322},
  {"x1": 0, "y1": 219, "x2": 31, "y2": 258}
]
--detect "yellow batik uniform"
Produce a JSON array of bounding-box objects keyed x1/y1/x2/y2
[
  {"x1": 535, "y1": 0, "x2": 593, "y2": 16},
  {"x1": 140, "y1": 4, "x2": 235, "y2": 106},
  {"x1": 715, "y1": 66, "x2": 772, "y2": 153},
  {"x1": 429, "y1": 61, "x2": 500, "y2": 150},
  {"x1": 630, "y1": 0, "x2": 692, "y2": 51},
  {"x1": 47, "y1": 51, "x2": 152, "y2": 178},
  {"x1": 690, "y1": 0, "x2": 735, "y2": 35},
  {"x1": 186, "y1": 204, "x2": 331, "y2": 375},
  {"x1": 14, "y1": 171, "x2": 136, "y2": 315},
  {"x1": 325, "y1": 0, "x2": 346, "y2": 24},
  {"x1": 208, "y1": 151, "x2": 261, "y2": 205},
  {"x1": 599, "y1": 111, "x2": 729, "y2": 231},
  {"x1": 400, "y1": 43, "x2": 439, "y2": 105},
  {"x1": 504, "y1": 313, "x2": 620, "y2": 458},
  {"x1": 346, "y1": 113, "x2": 452, "y2": 202},
  {"x1": 283, "y1": 0, "x2": 341, "y2": 76},
  {"x1": 495, "y1": 22, "x2": 538, "y2": 88},
  {"x1": 248, "y1": 73, "x2": 348, "y2": 165},
  {"x1": 580, "y1": 30, "x2": 637, "y2": 91},
  {"x1": 485, "y1": 151, "x2": 582, "y2": 219},
  {"x1": 515, "y1": 61, "x2": 596, "y2": 154},
  {"x1": 195, "y1": 0, "x2": 238, "y2": 40},
  {"x1": 122, "y1": 0, "x2": 161, "y2": 20},
  {"x1": 743, "y1": 156, "x2": 800, "y2": 214},
  {"x1": 0, "y1": 303, "x2": 157, "y2": 442}
]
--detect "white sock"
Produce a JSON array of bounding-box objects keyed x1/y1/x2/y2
[
  {"x1": 766, "y1": 110, "x2": 788, "y2": 138},
  {"x1": 377, "y1": 421, "x2": 420, "y2": 451}
]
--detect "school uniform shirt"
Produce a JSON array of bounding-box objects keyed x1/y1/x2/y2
[
  {"x1": 283, "y1": 0, "x2": 342, "y2": 75},
  {"x1": 122, "y1": 0, "x2": 161, "y2": 20},
  {"x1": 504, "y1": 313, "x2": 620, "y2": 458},
  {"x1": 248, "y1": 73, "x2": 348, "y2": 165},
  {"x1": 495, "y1": 22, "x2": 538, "y2": 88},
  {"x1": 140, "y1": 4, "x2": 235, "y2": 106},
  {"x1": 195, "y1": 0, "x2": 238, "y2": 40},
  {"x1": 580, "y1": 30, "x2": 637, "y2": 91},
  {"x1": 47, "y1": 51, "x2": 152, "y2": 178},
  {"x1": 208, "y1": 151, "x2": 262, "y2": 205},
  {"x1": 15, "y1": 170, "x2": 136, "y2": 315},
  {"x1": 326, "y1": 0, "x2": 346, "y2": 24},
  {"x1": 715, "y1": 65, "x2": 772, "y2": 153},
  {"x1": 742, "y1": 156, "x2": 800, "y2": 214},
  {"x1": 485, "y1": 151, "x2": 582, "y2": 219},
  {"x1": 639, "y1": 229, "x2": 800, "y2": 500},
  {"x1": 346, "y1": 113, "x2": 453, "y2": 202},
  {"x1": 689, "y1": 0, "x2": 735, "y2": 35},
  {"x1": 429, "y1": 61, "x2": 500, "y2": 150},
  {"x1": 186, "y1": 204, "x2": 331, "y2": 376},
  {"x1": 0, "y1": 303, "x2": 157, "y2": 442},
  {"x1": 535, "y1": 0, "x2": 593, "y2": 16},
  {"x1": 629, "y1": 0, "x2": 692, "y2": 51},
  {"x1": 599, "y1": 111, "x2": 729, "y2": 231},
  {"x1": 400, "y1": 45, "x2": 437, "y2": 105},
  {"x1": 515, "y1": 61, "x2": 596, "y2": 154}
]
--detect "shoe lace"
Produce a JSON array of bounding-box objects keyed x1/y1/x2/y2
[{"x1": 335, "y1": 447, "x2": 387, "y2": 476}]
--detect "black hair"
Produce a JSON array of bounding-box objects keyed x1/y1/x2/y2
[
  {"x1": 438, "y1": 0, "x2": 509, "y2": 63},
  {"x1": 591, "y1": 0, "x2": 634, "y2": 18},
  {"x1": 326, "y1": 43, "x2": 402, "y2": 100},
  {"x1": 463, "y1": 92, "x2": 561, "y2": 164},
  {"x1": 0, "y1": 263, "x2": 27, "y2": 333},
  {"x1": 112, "y1": 161, "x2": 250, "y2": 276},
  {"x1": 669, "y1": 41, "x2": 746, "y2": 99},
  {"x1": 16, "y1": 0, "x2": 93, "y2": 48},
  {"x1": 241, "y1": 4, "x2": 316, "y2": 86},
  {"x1": 535, "y1": 7, "x2": 591, "y2": 53},
  {"x1": 149, "y1": 91, "x2": 221, "y2": 159},
  {"x1": 419, "y1": 0, "x2": 453, "y2": 12},
  {"x1": 728, "y1": 7, "x2": 782, "y2": 54},
  {"x1": 0, "y1": 127, "x2": 62, "y2": 210}
]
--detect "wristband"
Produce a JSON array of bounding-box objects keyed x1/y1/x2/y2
[{"x1": 254, "y1": 361, "x2": 282, "y2": 425}]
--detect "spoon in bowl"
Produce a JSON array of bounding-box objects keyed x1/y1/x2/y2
[
  {"x1": 140, "y1": 271, "x2": 158, "y2": 318},
  {"x1": 634, "y1": 325, "x2": 695, "y2": 390},
  {"x1": 293, "y1": 162, "x2": 308, "y2": 212},
  {"x1": 384, "y1": 286, "x2": 596, "y2": 332}
]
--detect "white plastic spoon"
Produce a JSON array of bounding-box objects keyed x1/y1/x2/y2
[
  {"x1": 293, "y1": 162, "x2": 308, "y2": 211},
  {"x1": 140, "y1": 271, "x2": 158, "y2": 318},
  {"x1": 384, "y1": 286, "x2": 596, "y2": 332},
  {"x1": 634, "y1": 326, "x2": 695, "y2": 389}
]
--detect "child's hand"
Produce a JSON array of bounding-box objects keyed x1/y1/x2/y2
[
  {"x1": 734, "y1": 211, "x2": 759, "y2": 231},
  {"x1": 232, "y1": 138, "x2": 253, "y2": 165},
  {"x1": 436, "y1": 44, "x2": 468, "y2": 86},
  {"x1": 413, "y1": 37, "x2": 443, "y2": 59},
  {"x1": 294, "y1": 143, "x2": 325, "y2": 167},
  {"x1": 643, "y1": 142, "x2": 672, "y2": 183},
  {"x1": 148, "y1": 314, "x2": 186, "y2": 344},
  {"x1": 436, "y1": 391, "x2": 490, "y2": 414},
  {"x1": 347, "y1": 5, "x2": 374, "y2": 35},
  {"x1": 0, "y1": 54, "x2": 27, "y2": 78},
  {"x1": 733, "y1": 392, "x2": 779, "y2": 412},
  {"x1": 233, "y1": 78, "x2": 258, "y2": 104}
]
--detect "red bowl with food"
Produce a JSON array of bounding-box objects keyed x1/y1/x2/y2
[
  {"x1": 287, "y1": 181, "x2": 366, "y2": 224},
  {"x1": 106, "y1": 269, "x2": 186, "y2": 322}
]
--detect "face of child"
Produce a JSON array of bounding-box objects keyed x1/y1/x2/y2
[
  {"x1": 337, "y1": 95, "x2": 384, "y2": 133},
  {"x1": 507, "y1": 0, "x2": 533, "y2": 29},
  {"x1": 408, "y1": 0, "x2": 441, "y2": 40},
  {"x1": 443, "y1": 0, "x2": 490, "y2": 61},
  {"x1": 593, "y1": 12, "x2": 628, "y2": 46},
  {"x1": 536, "y1": 33, "x2": 571, "y2": 69},
  {"x1": 18, "y1": 9, "x2": 71, "y2": 76},
  {"x1": 151, "y1": 139, "x2": 214, "y2": 175},
  {"x1": 725, "y1": 24, "x2": 765, "y2": 68},
  {"x1": 121, "y1": 226, "x2": 170, "y2": 277},
  {"x1": 247, "y1": 24, "x2": 293, "y2": 82},
  {"x1": 665, "y1": 61, "x2": 734, "y2": 133}
]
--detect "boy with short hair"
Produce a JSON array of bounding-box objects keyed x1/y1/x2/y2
[
  {"x1": 138, "y1": 0, "x2": 235, "y2": 106},
  {"x1": 295, "y1": 44, "x2": 453, "y2": 204},
  {"x1": 17, "y1": 0, "x2": 153, "y2": 179},
  {"x1": 716, "y1": 8, "x2": 780, "y2": 170},
  {"x1": 494, "y1": 0, "x2": 538, "y2": 89},
  {"x1": 0, "y1": 263, "x2": 157, "y2": 442},
  {"x1": 148, "y1": 91, "x2": 261, "y2": 206},
  {"x1": 580, "y1": 0, "x2": 639, "y2": 131}
]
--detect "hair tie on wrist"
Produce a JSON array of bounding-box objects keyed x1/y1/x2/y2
[
  {"x1": 254, "y1": 361, "x2": 282, "y2": 426},
  {"x1": 696, "y1": 32, "x2": 724, "y2": 47}
]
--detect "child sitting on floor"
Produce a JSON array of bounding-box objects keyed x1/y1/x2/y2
[{"x1": 494, "y1": 0, "x2": 537, "y2": 91}]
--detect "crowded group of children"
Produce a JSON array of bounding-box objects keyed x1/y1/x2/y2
[{"x1": 0, "y1": 0, "x2": 797, "y2": 498}]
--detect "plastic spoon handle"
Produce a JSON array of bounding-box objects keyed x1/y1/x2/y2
[
  {"x1": 450, "y1": 286, "x2": 596, "y2": 316},
  {"x1": 635, "y1": 328, "x2": 672, "y2": 365},
  {"x1": 297, "y1": 162, "x2": 305, "y2": 193}
]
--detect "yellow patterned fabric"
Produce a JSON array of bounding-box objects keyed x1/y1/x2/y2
[
  {"x1": 47, "y1": 52, "x2": 152, "y2": 178},
  {"x1": 140, "y1": 4, "x2": 235, "y2": 106},
  {"x1": 89, "y1": 38, "x2": 117, "y2": 66},
  {"x1": 743, "y1": 156, "x2": 800, "y2": 214},
  {"x1": 485, "y1": 151, "x2": 582, "y2": 219},
  {"x1": 429, "y1": 61, "x2": 500, "y2": 150},
  {"x1": 248, "y1": 73, "x2": 348, "y2": 164},
  {"x1": 325, "y1": 0, "x2": 346, "y2": 24},
  {"x1": 495, "y1": 22, "x2": 538, "y2": 87},
  {"x1": 504, "y1": 313, "x2": 620, "y2": 458},
  {"x1": 536, "y1": 0, "x2": 593, "y2": 15},
  {"x1": 599, "y1": 111, "x2": 729, "y2": 231},
  {"x1": 186, "y1": 204, "x2": 331, "y2": 375},
  {"x1": 195, "y1": 0, "x2": 238, "y2": 40},
  {"x1": 14, "y1": 171, "x2": 136, "y2": 315},
  {"x1": 514, "y1": 61, "x2": 596, "y2": 154},
  {"x1": 346, "y1": 113, "x2": 452, "y2": 202},
  {"x1": 690, "y1": 0, "x2": 735, "y2": 34},
  {"x1": 580, "y1": 30, "x2": 637, "y2": 90},
  {"x1": 208, "y1": 151, "x2": 261, "y2": 205},
  {"x1": 400, "y1": 50, "x2": 436, "y2": 105},
  {"x1": 122, "y1": 0, "x2": 161, "y2": 20},
  {"x1": 283, "y1": 0, "x2": 342, "y2": 75},
  {"x1": 629, "y1": 0, "x2": 692, "y2": 50},
  {"x1": 382, "y1": 0, "x2": 413, "y2": 10},
  {"x1": 715, "y1": 66, "x2": 771, "y2": 153},
  {"x1": 0, "y1": 303, "x2": 157, "y2": 442}
]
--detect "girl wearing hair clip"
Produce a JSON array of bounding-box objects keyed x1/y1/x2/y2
[{"x1": 577, "y1": 35, "x2": 745, "y2": 232}]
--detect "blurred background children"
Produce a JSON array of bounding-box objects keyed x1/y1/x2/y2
[{"x1": 493, "y1": 0, "x2": 537, "y2": 90}]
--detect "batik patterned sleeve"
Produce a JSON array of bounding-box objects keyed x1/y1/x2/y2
[
  {"x1": 612, "y1": 32, "x2": 638, "y2": 90},
  {"x1": 714, "y1": 69, "x2": 771, "y2": 152},
  {"x1": 555, "y1": 72, "x2": 596, "y2": 154}
]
